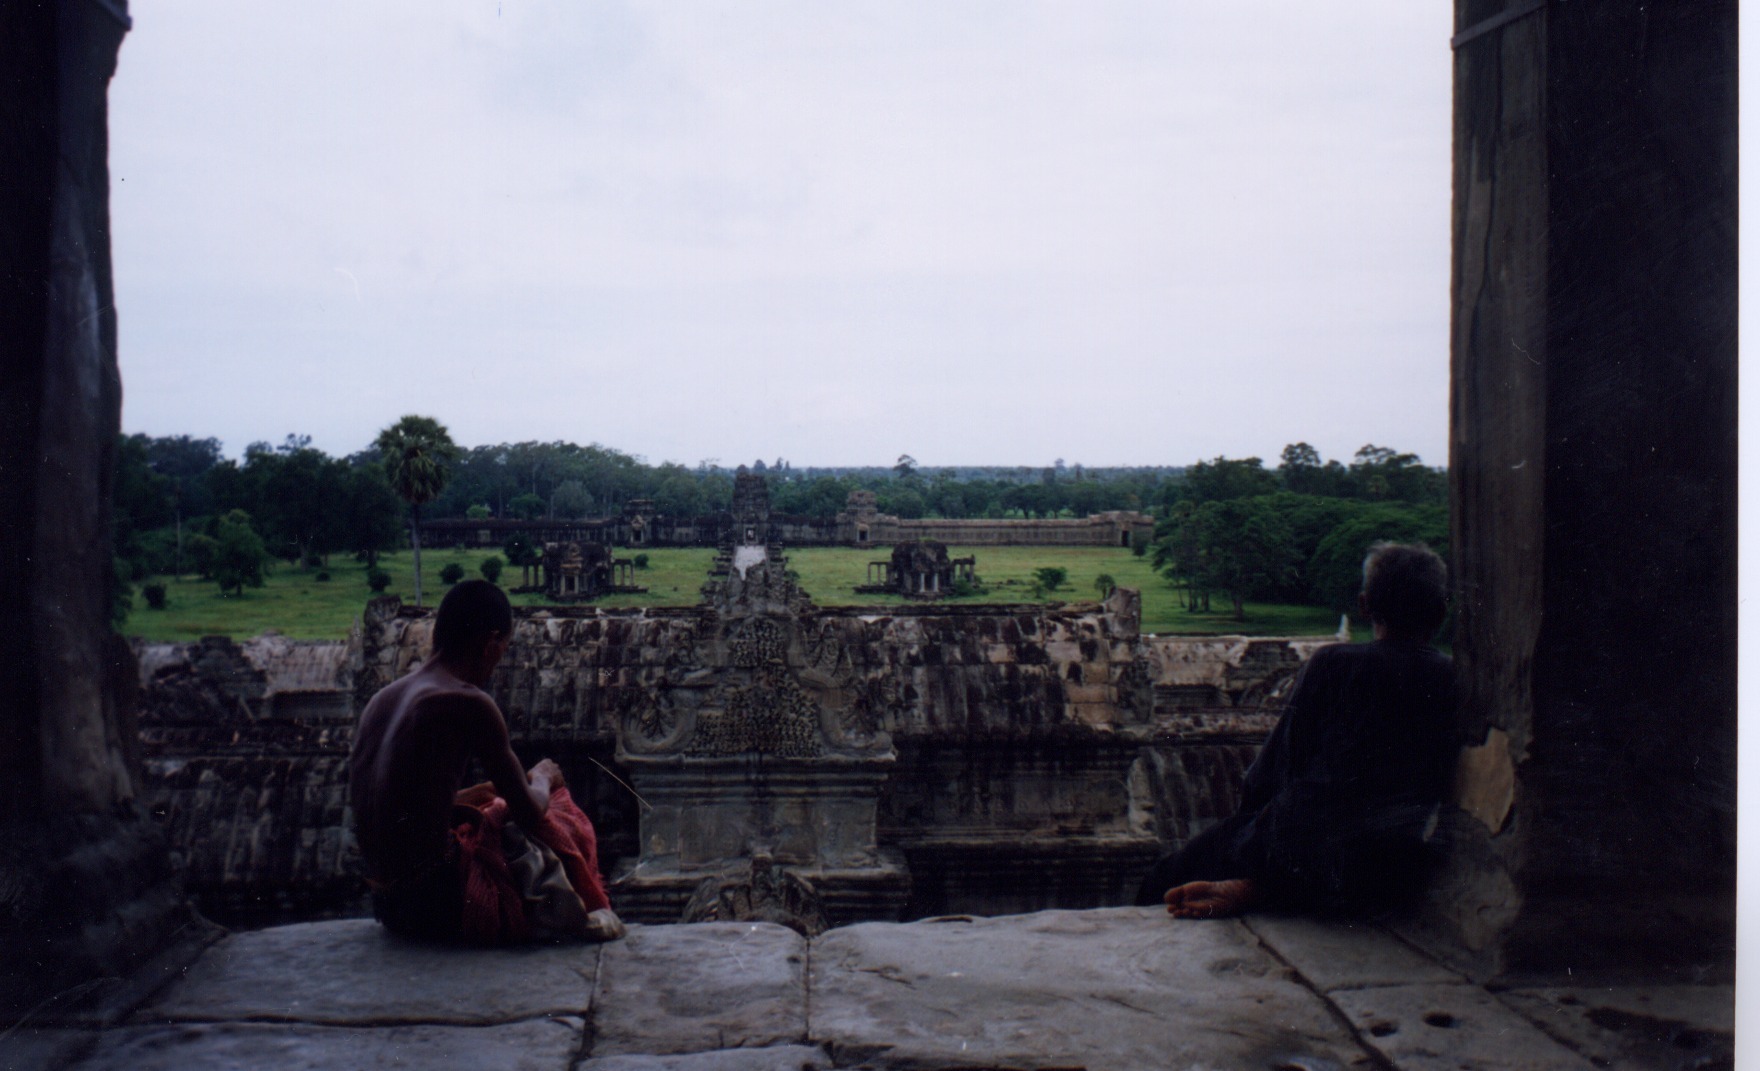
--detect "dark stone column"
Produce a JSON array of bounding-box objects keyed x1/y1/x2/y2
[
  {"x1": 1427, "y1": 0, "x2": 1737, "y2": 980},
  {"x1": 0, "y1": 0, "x2": 196, "y2": 1016}
]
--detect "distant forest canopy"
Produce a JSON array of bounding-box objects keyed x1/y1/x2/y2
[{"x1": 112, "y1": 429, "x2": 1446, "y2": 622}]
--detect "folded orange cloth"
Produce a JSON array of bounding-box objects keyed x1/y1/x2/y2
[{"x1": 451, "y1": 783, "x2": 611, "y2": 944}]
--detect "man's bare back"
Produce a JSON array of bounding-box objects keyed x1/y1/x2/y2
[{"x1": 349, "y1": 655, "x2": 557, "y2": 888}]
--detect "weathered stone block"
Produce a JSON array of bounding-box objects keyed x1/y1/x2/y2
[
  {"x1": 75, "y1": 1019, "x2": 582, "y2": 1071},
  {"x1": 592, "y1": 923, "x2": 806, "y2": 1055},
  {"x1": 809, "y1": 908, "x2": 1364, "y2": 1070},
  {"x1": 146, "y1": 920, "x2": 598, "y2": 1025}
]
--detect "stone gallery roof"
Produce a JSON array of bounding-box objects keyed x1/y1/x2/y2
[
  {"x1": 137, "y1": 634, "x2": 352, "y2": 697},
  {"x1": 19, "y1": 908, "x2": 1730, "y2": 1070}
]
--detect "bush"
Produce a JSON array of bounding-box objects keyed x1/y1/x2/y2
[
  {"x1": 143, "y1": 582, "x2": 168, "y2": 610},
  {"x1": 1033, "y1": 566, "x2": 1068, "y2": 592},
  {"x1": 1094, "y1": 573, "x2": 1117, "y2": 599},
  {"x1": 315, "y1": 571, "x2": 331, "y2": 582},
  {"x1": 633, "y1": 553, "x2": 650, "y2": 569},
  {"x1": 479, "y1": 556, "x2": 504, "y2": 584},
  {"x1": 466, "y1": 503, "x2": 492, "y2": 519},
  {"x1": 439, "y1": 562, "x2": 465, "y2": 585},
  {"x1": 367, "y1": 567, "x2": 391, "y2": 592}
]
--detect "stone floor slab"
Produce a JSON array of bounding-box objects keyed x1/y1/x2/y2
[
  {"x1": 1329, "y1": 983, "x2": 1598, "y2": 1071},
  {"x1": 144, "y1": 919, "x2": 600, "y2": 1025},
  {"x1": 591, "y1": 922, "x2": 807, "y2": 1056},
  {"x1": 1245, "y1": 914, "x2": 1462, "y2": 992},
  {"x1": 64, "y1": 1017, "x2": 581, "y2": 1071},
  {"x1": 809, "y1": 906, "x2": 1371, "y2": 1071},
  {"x1": 578, "y1": 1045, "x2": 832, "y2": 1071},
  {"x1": 1496, "y1": 985, "x2": 1734, "y2": 1071}
]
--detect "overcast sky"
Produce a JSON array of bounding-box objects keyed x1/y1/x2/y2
[{"x1": 109, "y1": 1, "x2": 1453, "y2": 469}]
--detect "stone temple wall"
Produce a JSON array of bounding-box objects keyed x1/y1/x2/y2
[
  {"x1": 135, "y1": 636, "x2": 362, "y2": 925},
  {"x1": 138, "y1": 595, "x2": 1332, "y2": 925},
  {"x1": 420, "y1": 509, "x2": 1154, "y2": 550}
]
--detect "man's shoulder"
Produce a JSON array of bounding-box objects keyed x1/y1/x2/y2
[
  {"x1": 367, "y1": 669, "x2": 498, "y2": 726},
  {"x1": 1310, "y1": 640, "x2": 1451, "y2": 675}
]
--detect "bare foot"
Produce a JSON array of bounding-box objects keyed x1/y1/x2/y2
[
  {"x1": 584, "y1": 907, "x2": 627, "y2": 941},
  {"x1": 1163, "y1": 879, "x2": 1260, "y2": 919}
]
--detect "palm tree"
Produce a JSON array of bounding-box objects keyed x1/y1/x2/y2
[{"x1": 375, "y1": 415, "x2": 460, "y2": 607}]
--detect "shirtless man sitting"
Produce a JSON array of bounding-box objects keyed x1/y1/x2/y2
[
  {"x1": 1136, "y1": 542, "x2": 1456, "y2": 920},
  {"x1": 350, "y1": 579, "x2": 611, "y2": 941}
]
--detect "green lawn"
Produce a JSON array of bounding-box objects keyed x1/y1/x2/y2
[{"x1": 123, "y1": 544, "x2": 1355, "y2": 642}]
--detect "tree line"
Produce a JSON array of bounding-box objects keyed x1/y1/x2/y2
[
  {"x1": 1146, "y1": 445, "x2": 1448, "y2": 621},
  {"x1": 112, "y1": 432, "x2": 1191, "y2": 592},
  {"x1": 112, "y1": 417, "x2": 1446, "y2": 626}
]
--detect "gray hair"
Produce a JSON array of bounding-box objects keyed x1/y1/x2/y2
[{"x1": 1361, "y1": 542, "x2": 1448, "y2": 634}]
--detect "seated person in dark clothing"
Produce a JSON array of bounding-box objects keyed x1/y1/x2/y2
[
  {"x1": 1135, "y1": 542, "x2": 1455, "y2": 919},
  {"x1": 349, "y1": 580, "x2": 620, "y2": 942}
]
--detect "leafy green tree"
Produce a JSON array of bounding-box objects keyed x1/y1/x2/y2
[
  {"x1": 376, "y1": 415, "x2": 460, "y2": 607},
  {"x1": 893, "y1": 454, "x2": 918, "y2": 481},
  {"x1": 1179, "y1": 456, "x2": 1279, "y2": 504},
  {"x1": 212, "y1": 509, "x2": 270, "y2": 596},
  {"x1": 1346, "y1": 445, "x2": 1447, "y2": 505},
  {"x1": 551, "y1": 478, "x2": 593, "y2": 518},
  {"x1": 1154, "y1": 499, "x2": 1298, "y2": 620},
  {"x1": 1277, "y1": 442, "x2": 1348, "y2": 497},
  {"x1": 466, "y1": 503, "x2": 492, "y2": 519},
  {"x1": 876, "y1": 486, "x2": 926, "y2": 519},
  {"x1": 241, "y1": 440, "x2": 349, "y2": 568},
  {"x1": 367, "y1": 567, "x2": 391, "y2": 593},
  {"x1": 113, "y1": 434, "x2": 175, "y2": 580},
  {"x1": 509, "y1": 492, "x2": 544, "y2": 520},
  {"x1": 336, "y1": 461, "x2": 404, "y2": 567},
  {"x1": 144, "y1": 434, "x2": 223, "y2": 522},
  {"x1": 142, "y1": 582, "x2": 168, "y2": 610},
  {"x1": 653, "y1": 467, "x2": 706, "y2": 516},
  {"x1": 1094, "y1": 573, "x2": 1117, "y2": 599},
  {"x1": 1150, "y1": 501, "x2": 1210, "y2": 612},
  {"x1": 1193, "y1": 499, "x2": 1300, "y2": 620},
  {"x1": 1240, "y1": 492, "x2": 1361, "y2": 602},
  {"x1": 479, "y1": 555, "x2": 504, "y2": 584},
  {"x1": 1307, "y1": 503, "x2": 1449, "y2": 616},
  {"x1": 1001, "y1": 483, "x2": 1054, "y2": 518},
  {"x1": 439, "y1": 562, "x2": 465, "y2": 585}
]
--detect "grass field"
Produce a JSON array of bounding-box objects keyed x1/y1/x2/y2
[{"x1": 123, "y1": 544, "x2": 1355, "y2": 642}]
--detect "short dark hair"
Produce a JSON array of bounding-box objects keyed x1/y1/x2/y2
[
  {"x1": 1361, "y1": 542, "x2": 1448, "y2": 635},
  {"x1": 432, "y1": 579, "x2": 513, "y2": 659}
]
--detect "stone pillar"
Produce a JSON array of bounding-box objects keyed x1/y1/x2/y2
[
  {"x1": 0, "y1": 0, "x2": 196, "y2": 1015},
  {"x1": 1426, "y1": 0, "x2": 1736, "y2": 980}
]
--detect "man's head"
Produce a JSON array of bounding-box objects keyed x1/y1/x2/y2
[
  {"x1": 432, "y1": 579, "x2": 514, "y2": 672},
  {"x1": 1359, "y1": 542, "x2": 1448, "y2": 638}
]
